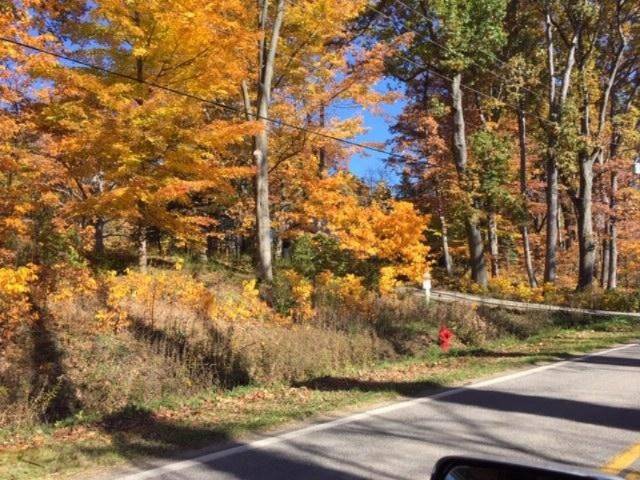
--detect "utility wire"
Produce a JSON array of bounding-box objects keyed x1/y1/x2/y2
[
  {"x1": 366, "y1": 2, "x2": 552, "y2": 126},
  {"x1": 387, "y1": 0, "x2": 522, "y2": 70},
  {"x1": 0, "y1": 36, "x2": 414, "y2": 162},
  {"x1": 390, "y1": 0, "x2": 545, "y2": 104},
  {"x1": 294, "y1": 0, "x2": 550, "y2": 127},
  {"x1": 2, "y1": 4, "x2": 554, "y2": 166}
]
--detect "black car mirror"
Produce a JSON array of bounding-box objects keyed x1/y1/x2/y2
[{"x1": 432, "y1": 456, "x2": 623, "y2": 480}]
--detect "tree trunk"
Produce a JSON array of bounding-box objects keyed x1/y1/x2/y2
[
  {"x1": 440, "y1": 215, "x2": 453, "y2": 276},
  {"x1": 521, "y1": 226, "x2": 537, "y2": 288},
  {"x1": 133, "y1": 10, "x2": 147, "y2": 273},
  {"x1": 318, "y1": 103, "x2": 326, "y2": 174},
  {"x1": 254, "y1": 132, "x2": 273, "y2": 282},
  {"x1": 575, "y1": 7, "x2": 624, "y2": 290},
  {"x1": 576, "y1": 67, "x2": 596, "y2": 291},
  {"x1": 557, "y1": 201, "x2": 566, "y2": 250},
  {"x1": 543, "y1": 11, "x2": 558, "y2": 283},
  {"x1": 249, "y1": 0, "x2": 286, "y2": 284},
  {"x1": 488, "y1": 212, "x2": 499, "y2": 278},
  {"x1": 274, "y1": 229, "x2": 283, "y2": 260},
  {"x1": 576, "y1": 151, "x2": 596, "y2": 290},
  {"x1": 451, "y1": 73, "x2": 487, "y2": 287},
  {"x1": 543, "y1": 11, "x2": 576, "y2": 284},
  {"x1": 517, "y1": 106, "x2": 538, "y2": 287},
  {"x1": 206, "y1": 235, "x2": 215, "y2": 259},
  {"x1": 544, "y1": 147, "x2": 559, "y2": 283},
  {"x1": 607, "y1": 171, "x2": 618, "y2": 289},
  {"x1": 93, "y1": 218, "x2": 105, "y2": 258},
  {"x1": 138, "y1": 226, "x2": 148, "y2": 272},
  {"x1": 466, "y1": 219, "x2": 487, "y2": 286},
  {"x1": 600, "y1": 236, "x2": 609, "y2": 288},
  {"x1": 561, "y1": 198, "x2": 577, "y2": 251}
]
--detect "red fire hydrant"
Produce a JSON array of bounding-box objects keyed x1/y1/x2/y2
[{"x1": 438, "y1": 325, "x2": 453, "y2": 352}]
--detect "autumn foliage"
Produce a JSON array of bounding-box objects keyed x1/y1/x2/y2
[
  {"x1": 0, "y1": 266, "x2": 37, "y2": 342},
  {"x1": 1, "y1": 0, "x2": 639, "y2": 451}
]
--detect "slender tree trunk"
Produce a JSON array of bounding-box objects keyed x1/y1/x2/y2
[
  {"x1": 440, "y1": 215, "x2": 453, "y2": 276},
  {"x1": 544, "y1": 148, "x2": 559, "y2": 282},
  {"x1": 517, "y1": 107, "x2": 538, "y2": 287},
  {"x1": 600, "y1": 33, "x2": 627, "y2": 290},
  {"x1": 242, "y1": 82, "x2": 272, "y2": 277},
  {"x1": 318, "y1": 103, "x2": 326, "y2": 174},
  {"x1": 274, "y1": 228, "x2": 283, "y2": 260},
  {"x1": 451, "y1": 73, "x2": 487, "y2": 287},
  {"x1": 488, "y1": 212, "x2": 499, "y2": 278},
  {"x1": 138, "y1": 226, "x2": 148, "y2": 273},
  {"x1": 576, "y1": 13, "x2": 624, "y2": 290},
  {"x1": 254, "y1": 131, "x2": 273, "y2": 281},
  {"x1": 543, "y1": 12, "x2": 576, "y2": 284},
  {"x1": 132, "y1": 10, "x2": 149, "y2": 272},
  {"x1": 600, "y1": 236, "x2": 610, "y2": 288},
  {"x1": 93, "y1": 218, "x2": 105, "y2": 258},
  {"x1": 607, "y1": 171, "x2": 618, "y2": 289},
  {"x1": 562, "y1": 198, "x2": 577, "y2": 251},
  {"x1": 598, "y1": 182, "x2": 610, "y2": 287},
  {"x1": 206, "y1": 235, "x2": 215, "y2": 259},
  {"x1": 544, "y1": 12, "x2": 558, "y2": 282},
  {"x1": 521, "y1": 226, "x2": 537, "y2": 287},
  {"x1": 605, "y1": 79, "x2": 637, "y2": 292},
  {"x1": 559, "y1": 202, "x2": 568, "y2": 250},
  {"x1": 248, "y1": 0, "x2": 286, "y2": 283}
]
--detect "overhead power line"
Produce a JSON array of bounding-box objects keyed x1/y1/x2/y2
[
  {"x1": 366, "y1": 2, "x2": 552, "y2": 126},
  {"x1": 0, "y1": 36, "x2": 413, "y2": 163},
  {"x1": 390, "y1": 0, "x2": 545, "y2": 104},
  {"x1": 1, "y1": 5, "x2": 553, "y2": 169}
]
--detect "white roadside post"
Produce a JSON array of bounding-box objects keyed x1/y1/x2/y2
[{"x1": 423, "y1": 271, "x2": 431, "y2": 304}]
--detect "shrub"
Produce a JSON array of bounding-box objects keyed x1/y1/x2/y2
[
  {"x1": 479, "y1": 307, "x2": 551, "y2": 339},
  {"x1": 313, "y1": 271, "x2": 371, "y2": 328},
  {"x1": 271, "y1": 269, "x2": 314, "y2": 321},
  {"x1": 598, "y1": 289, "x2": 640, "y2": 312},
  {"x1": 427, "y1": 302, "x2": 493, "y2": 346},
  {"x1": 96, "y1": 269, "x2": 277, "y2": 334},
  {"x1": 56, "y1": 328, "x2": 201, "y2": 417},
  {"x1": 289, "y1": 233, "x2": 353, "y2": 279},
  {"x1": 0, "y1": 329, "x2": 37, "y2": 428},
  {"x1": 228, "y1": 322, "x2": 392, "y2": 384},
  {"x1": 0, "y1": 265, "x2": 38, "y2": 342},
  {"x1": 487, "y1": 277, "x2": 544, "y2": 303},
  {"x1": 4, "y1": 263, "x2": 603, "y2": 431}
]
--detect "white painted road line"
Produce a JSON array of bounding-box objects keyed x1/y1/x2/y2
[{"x1": 118, "y1": 343, "x2": 639, "y2": 480}]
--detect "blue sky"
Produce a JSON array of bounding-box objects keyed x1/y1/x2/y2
[{"x1": 336, "y1": 80, "x2": 406, "y2": 185}]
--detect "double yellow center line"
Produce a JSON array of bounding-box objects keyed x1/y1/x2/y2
[{"x1": 602, "y1": 442, "x2": 640, "y2": 479}]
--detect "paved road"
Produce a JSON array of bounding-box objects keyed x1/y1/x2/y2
[{"x1": 117, "y1": 343, "x2": 640, "y2": 480}]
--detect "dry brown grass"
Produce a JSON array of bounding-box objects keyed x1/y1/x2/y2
[
  {"x1": 0, "y1": 269, "x2": 584, "y2": 432},
  {"x1": 228, "y1": 322, "x2": 393, "y2": 384}
]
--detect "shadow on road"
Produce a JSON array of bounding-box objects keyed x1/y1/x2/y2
[
  {"x1": 298, "y1": 376, "x2": 640, "y2": 432},
  {"x1": 298, "y1": 349, "x2": 640, "y2": 434},
  {"x1": 91, "y1": 347, "x2": 638, "y2": 479},
  {"x1": 296, "y1": 376, "x2": 446, "y2": 396},
  {"x1": 448, "y1": 348, "x2": 574, "y2": 359},
  {"x1": 576, "y1": 355, "x2": 640, "y2": 368},
  {"x1": 450, "y1": 349, "x2": 640, "y2": 369},
  {"x1": 435, "y1": 388, "x2": 640, "y2": 432},
  {"x1": 87, "y1": 405, "x2": 371, "y2": 479}
]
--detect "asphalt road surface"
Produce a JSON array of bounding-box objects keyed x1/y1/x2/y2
[{"x1": 116, "y1": 343, "x2": 640, "y2": 480}]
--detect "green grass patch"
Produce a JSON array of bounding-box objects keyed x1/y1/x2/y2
[{"x1": 1, "y1": 326, "x2": 637, "y2": 480}]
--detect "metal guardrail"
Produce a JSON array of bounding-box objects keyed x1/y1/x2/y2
[{"x1": 424, "y1": 289, "x2": 640, "y2": 319}]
